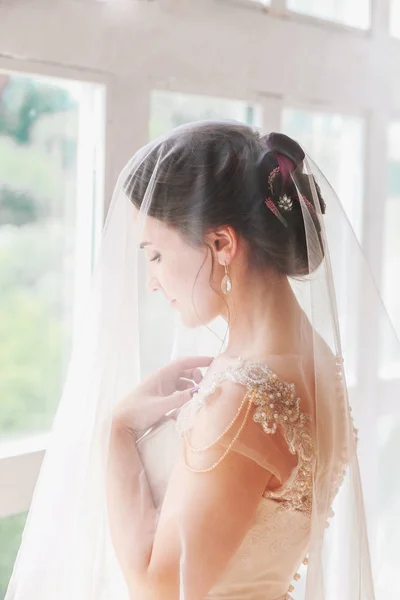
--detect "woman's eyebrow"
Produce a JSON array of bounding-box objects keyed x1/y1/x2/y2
[{"x1": 139, "y1": 241, "x2": 151, "y2": 249}]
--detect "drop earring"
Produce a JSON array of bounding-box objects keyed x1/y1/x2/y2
[{"x1": 221, "y1": 261, "x2": 232, "y2": 295}]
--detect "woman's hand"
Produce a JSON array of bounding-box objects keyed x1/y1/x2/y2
[{"x1": 112, "y1": 356, "x2": 213, "y2": 436}]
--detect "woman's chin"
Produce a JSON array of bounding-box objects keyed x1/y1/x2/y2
[
  {"x1": 179, "y1": 315, "x2": 201, "y2": 329},
  {"x1": 179, "y1": 310, "x2": 213, "y2": 330}
]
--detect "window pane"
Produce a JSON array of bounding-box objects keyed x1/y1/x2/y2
[
  {"x1": 287, "y1": 0, "x2": 370, "y2": 29},
  {"x1": 149, "y1": 90, "x2": 261, "y2": 140},
  {"x1": 0, "y1": 512, "x2": 27, "y2": 599},
  {"x1": 380, "y1": 122, "x2": 400, "y2": 377},
  {"x1": 282, "y1": 109, "x2": 365, "y2": 383},
  {"x1": 0, "y1": 72, "x2": 105, "y2": 441},
  {"x1": 391, "y1": 0, "x2": 400, "y2": 38},
  {"x1": 282, "y1": 109, "x2": 364, "y2": 236}
]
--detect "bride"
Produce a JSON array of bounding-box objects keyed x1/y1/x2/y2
[{"x1": 6, "y1": 122, "x2": 380, "y2": 600}]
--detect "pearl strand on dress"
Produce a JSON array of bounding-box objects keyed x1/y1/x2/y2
[
  {"x1": 183, "y1": 391, "x2": 254, "y2": 473},
  {"x1": 183, "y1": 390, "x2": 250, "y2": 453}
]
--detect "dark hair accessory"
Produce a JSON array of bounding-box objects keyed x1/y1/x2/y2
[{"x1": 260, "y1": 132, "x2": 317, "y2": 227}]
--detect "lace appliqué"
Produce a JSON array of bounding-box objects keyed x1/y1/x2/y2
[
  {"x1": 177, "y1": 358, "x2": 315, "y2": 516},
  {"x1": 249, "y1": 363, "x2": 315, "y2": 516}
]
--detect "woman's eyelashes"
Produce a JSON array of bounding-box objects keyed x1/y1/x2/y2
[{"x1": 150, "y1": 253, "x2": 161, "y2": 263}]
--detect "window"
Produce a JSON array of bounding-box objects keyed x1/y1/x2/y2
[
  {"x1": 0, "y1": 72, "x2": 105, "y2": 444},
  {"x1": 287, "y1": 0, "x2": 371, "y2": 29},
  {"x1": 391, "y1": 0, "x2": 400, "y2": 38},
  {"x1": 149, "y1": 90, "x2": 261, "y2": 140},
  {"x1": 282, "y1": 108, "x2": 365, "y2": 383},
  {"x1": 0, "y1": 69, "x2": 105, "y2": 598},
  {"x1": 380, "y1": 121, "x2": 400, "y2": 377},
  {"x1": 0, "y1": 512, "x2": 26, "y2": 600},
  {"x1": 282, "y1": 109, "x2": 364, "y2": 236}
]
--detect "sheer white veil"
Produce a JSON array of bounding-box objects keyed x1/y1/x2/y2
[{"x1": 5, "y1": 120, "x2": 399, "y2": 600}]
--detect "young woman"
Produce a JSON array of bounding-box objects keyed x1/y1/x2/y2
[
  {"x1": 6, "y1": 122, "x2": 381, "y2": 600},
  {"x1": 105, "y1": 123, "x2": 368, "y2": 600}
]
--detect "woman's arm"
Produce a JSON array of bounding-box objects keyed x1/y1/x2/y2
[
  {"x1": 106, "y1": 423, "x2": 157, "y2": 585},
  {"x1": 106, "y1": 383, "x2": 272, "y2": 600}
]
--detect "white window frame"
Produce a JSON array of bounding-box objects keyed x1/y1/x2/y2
[{"x1": 0, "y1": 58, "x2": 108, "y2": 519}]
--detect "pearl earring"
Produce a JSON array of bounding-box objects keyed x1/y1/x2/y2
[{"x1": 221, "y1": 261, "x2": 232, "y2": 295}]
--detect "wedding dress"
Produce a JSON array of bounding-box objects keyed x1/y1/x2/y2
[{"x1": 138, "y1": 357, "x2": 354, "y2": 600}]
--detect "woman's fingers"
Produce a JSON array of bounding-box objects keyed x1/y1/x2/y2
[
  {"x1": 176, "y1": 377, "x2": 196, "y2": 392},
  {"x1": 182, "y1": 368, "x2": 203, "y2": 384},
  {"x1": 155, "y1": 356, "x2": 213, "y2": 395},
  {"x1": 165, "y1": 387, "x2": 195, "y2": 410}
]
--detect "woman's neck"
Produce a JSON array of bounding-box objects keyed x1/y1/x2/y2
[{"x1": 223, "y1": 272, "x2": 307, "y2": 360}]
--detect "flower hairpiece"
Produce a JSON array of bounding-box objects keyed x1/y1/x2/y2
[
  {"x1": 265, "y1": 165, "x2": 292, "y2": 227},
  {"x1": 277, "y1": 194, "x2": 293, "y2": 211}
]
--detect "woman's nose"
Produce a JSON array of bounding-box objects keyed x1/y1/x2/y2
[{"x1": 146, "y1": 274, "x2": 160, "y2": 293}]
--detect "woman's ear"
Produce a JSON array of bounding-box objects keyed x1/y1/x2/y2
[{"x1": 207, "y1": 226, "x2": 238, "y2": 266}]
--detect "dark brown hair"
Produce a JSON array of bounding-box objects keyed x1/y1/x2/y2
[{"x1": 125, "y1": 121, "x2": 326, "y2": 277}]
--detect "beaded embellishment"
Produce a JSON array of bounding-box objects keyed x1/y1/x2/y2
[
  {"x1": 176, "y1": 359, "x2": 315, "y2": 515},
  {"x1": 248, "y1": 362, "x2": 315, "y2": 515}
]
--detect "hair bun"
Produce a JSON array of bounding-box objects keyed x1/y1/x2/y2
[{"x1": 263, "y1": 133, "x2": 305, "y2": 170}]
